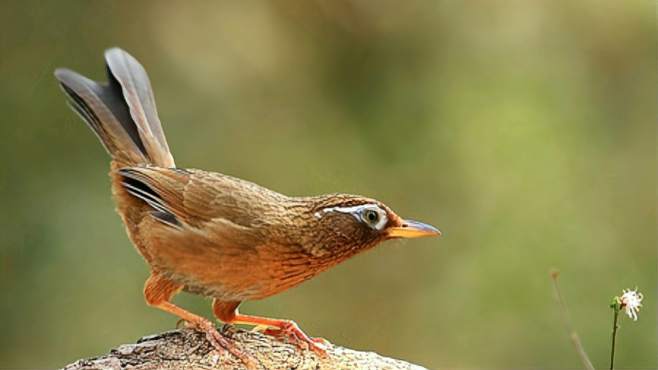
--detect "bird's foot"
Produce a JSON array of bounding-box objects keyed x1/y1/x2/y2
[
  {"x1": 262, "y1": 320, "x2": 330, "y2": 356},
  {"x1": 187, "y1": 318, "x2": 257, "y2": 369}
]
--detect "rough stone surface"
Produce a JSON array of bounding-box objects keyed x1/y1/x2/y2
[{"x1": 62, "y1": 327, "x2": 428, "y2": 370}]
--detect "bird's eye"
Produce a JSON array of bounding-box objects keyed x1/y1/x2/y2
[
  {"x1": 364, "y1": 209, "x2": 379, "y2": 224},
  {"x1": 317, "y1": 203, "x2": 388, "y2": 230},
  {"x1": 360, "y1": 207, "x2": 387, "y2": 230}
]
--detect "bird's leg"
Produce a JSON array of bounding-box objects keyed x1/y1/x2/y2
[
  {"x1": 212, "y1": 299, "x2": 329, "y2": 356},
  {"x1": 144, "y1": 274, "x2": 254, "y2": 368}
]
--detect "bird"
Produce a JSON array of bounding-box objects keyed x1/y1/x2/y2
[{"x1": 54, "y1": 48, "x2": 440, "y2": 364}]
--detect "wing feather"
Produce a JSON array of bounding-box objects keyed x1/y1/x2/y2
[{"x1": 116, "y1": 166, "x2": 285, "y2": 230}]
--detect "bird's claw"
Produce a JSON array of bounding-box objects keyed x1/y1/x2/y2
[
  {"x1": 262, "y1": 321, "x2": 330, "y2": 356},
  {"x1": 189, "y1": 319, "x2": 257, "y2": 369}
]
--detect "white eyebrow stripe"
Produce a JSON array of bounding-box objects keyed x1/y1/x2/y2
[{"x1": 314, "y1": 204, "x2": 381, "y2": 220}]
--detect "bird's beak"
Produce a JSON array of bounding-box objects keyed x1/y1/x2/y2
[{"x1": 386, "y1": 219, "x2": 441, "y2": 238}]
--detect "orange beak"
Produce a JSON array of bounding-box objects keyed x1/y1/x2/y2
[{"x1": 386, "y1": 219, "x2": 441, "y2": 238}]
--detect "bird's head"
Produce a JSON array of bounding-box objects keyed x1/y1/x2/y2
[{"x1": 302, "y1": 194, "x2": 440, "y2": 259}]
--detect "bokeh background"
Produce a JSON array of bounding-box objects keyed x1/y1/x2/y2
[{"x1": 0, "y1": 1, "x2": 654, "y2": 368}]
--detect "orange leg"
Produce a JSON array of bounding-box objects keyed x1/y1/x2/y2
[
  {"x1": 144, "y1": 274, "x2": 254, "y2": 368},
  {"x1": 213, "y1": 299, "x2": 329, "y2": 355}
]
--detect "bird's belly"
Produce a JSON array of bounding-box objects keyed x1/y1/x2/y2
[
  {"x1": 144, "y1": 226, "x2": 326, "y2": 302},
  {"x1": 171, "y1": 257, "x2": 323, "y2": 302}
]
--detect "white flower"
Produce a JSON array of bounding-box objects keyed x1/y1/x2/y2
[{"x1": 620, "y1": 288, "x2": 643, "y2": 321}]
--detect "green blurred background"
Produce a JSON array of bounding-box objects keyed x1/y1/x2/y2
[{"x1": 0, "y1": 1, "x2": 654, "y2": 368}]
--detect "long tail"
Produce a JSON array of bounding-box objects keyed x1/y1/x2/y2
[{"x1": 54, "y1": 48, "x2": 175, "y2": 168}]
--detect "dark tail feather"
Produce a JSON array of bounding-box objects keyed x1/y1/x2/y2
[
  {"x1": 54, "y1": 48, "x2": 175, "y2": 167},
  {"x1": 104, "y1": 48, "x2": 174, "y2": 167}
]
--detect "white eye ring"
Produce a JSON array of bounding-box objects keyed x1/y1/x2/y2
[
  {"x1": 360, "y1": 207, "x2": 388, "y2": 230},
  {"x1": 316, "y1": 204, "x2": 388, "y2": 231}
]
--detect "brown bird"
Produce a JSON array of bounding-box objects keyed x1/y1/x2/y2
[{"x1": 54, "y1": 48, "x2": 440, "y2": 363}]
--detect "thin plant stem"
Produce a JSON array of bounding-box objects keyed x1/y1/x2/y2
[
  {"x1": 609, "y1": 309, "x2": 619, "y2": 370},
  {"x1": 550, "y1": 269, "x2": 596, "y2": 370}
]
